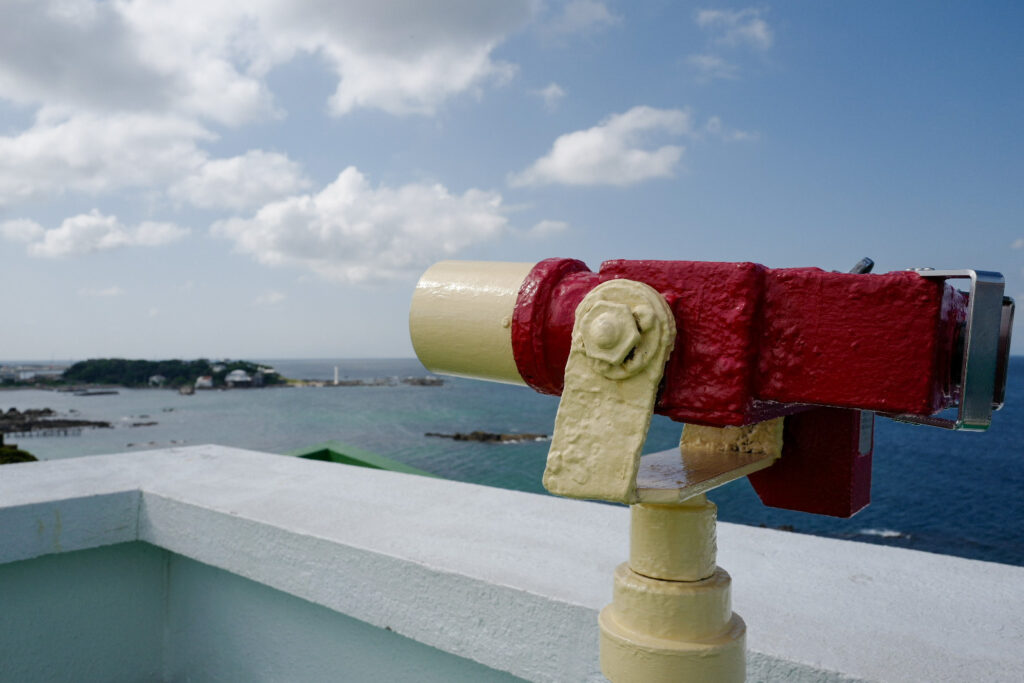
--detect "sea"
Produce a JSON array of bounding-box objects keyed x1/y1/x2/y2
[{"x1": 3, "y1": 357, "x2": 1022, "y2": 567}]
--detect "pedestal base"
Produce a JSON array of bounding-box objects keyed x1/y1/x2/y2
[{"x1": 600, "y1": 605, "x2": 746, "y2": 683}]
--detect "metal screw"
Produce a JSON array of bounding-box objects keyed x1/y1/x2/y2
[
  {"x1": 580, "y1": 301, "x2": 641, "y2": 366},
  {"x1": 592, "y1": 313, "x2": 623, "y2": 349}
]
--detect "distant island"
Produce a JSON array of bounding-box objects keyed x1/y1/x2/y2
[
  {"x1": 1, "y1": 359, "x2": 444, "y2": 392},
  {"x1": 60, "y1": 358, "x2": 285, "y2": 389}
]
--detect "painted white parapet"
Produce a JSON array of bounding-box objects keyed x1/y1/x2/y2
[{"x1": 1, "y1": 445, "x2": 1023, "y2": 682}]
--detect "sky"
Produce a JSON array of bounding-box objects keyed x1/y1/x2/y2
[{"x1": 1, "y1": 0, "x2": 1022, "y2": 361}]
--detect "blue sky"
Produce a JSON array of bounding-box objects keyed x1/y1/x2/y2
[{"x1": 1, "y1": 1, "x2": 1021, "y2": 360}]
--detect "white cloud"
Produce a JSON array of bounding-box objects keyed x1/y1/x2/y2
[
  {"x1": 0, "y1": 1, "x2": 173, "y2": 112},
  {"x1": 696, "y1": 8, "x2": 773, "y2": 50},
  {"x1": 528, "y1": 219, "x2": 569, "y2": 237},
  {"x1": 0, "y1": 1, "x2": 273, "y2": 126},
  {"x1": 510, "y1": 106, "x2": 693, "y2": 187},
  {"x1": 0, "y1": 1, "x2": 539, "y2": 209},
  {"x1": 124, "y1": 0, "x2": 531, "y2": 119},
  {"x1": 0, "y1": 110, "x2": 211, "y2": 206},
  {"x1": 688, "y1": 7, "x2": 772, "y2": 82},
  {"x1": 317, "y1": 34, "x2": 519, "y2": 117},
  {"x1": 169, "y1": 150, "x2": 312, "y2": 211},
  {"x1": 213, "y1": 167, "x2": 508, "y2": 283},
  {"x1": 1, "y1": 209, "x2": 190, "y2": 258},
  {"x1": 1, "y1": 1, "x2": 535, "y2": 123},
  {"x1": 535, "y1": 83, "x2": 566, "y2": 110},
  {"x1": 77, "y1": 286, "x2": 125, "y2": 297},
  {"x1": 0, "y1": 218, "x2": 45, "y2": 243},
  {"x1": 1012, "y1": 238, "x2": 1024, "y2": 249},
  {"x1": 253, "y1": 291, "x2": 287, "y2": 306},
  {"x1": 0, "y1": 109, "x2": 317, "y2": 211},
  {"x1": 544, "y1": 1, "x2": 620, "y2": 37},
  {"x1": 704, "y1": 115, "x2": 757, "y2": 142},
  {"x1": 686, "y1": 54, "x2": 739, "y2": 82}
]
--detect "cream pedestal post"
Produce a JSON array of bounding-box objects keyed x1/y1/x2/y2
[{"x1": 600, "y1": 496, "x2": 745, "y2": 683}]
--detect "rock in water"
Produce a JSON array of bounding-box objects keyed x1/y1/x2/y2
[{"x1": 425, "y1": 430, "x2": 548, "y2": 443}]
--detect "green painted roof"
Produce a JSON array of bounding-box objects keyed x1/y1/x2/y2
[{"x1": 286, "y1": 440, "x2": 436, "y2": 478}]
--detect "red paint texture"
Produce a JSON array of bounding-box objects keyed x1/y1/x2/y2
[
  {"x1": 510, "y1": 258, "x2": 967, "y2": 516},
  {"x1": 754, "y1": 268, "x2": 956, "y2": 415},
  {"x1": 511, "y1": 258, "x2": 966, "y2": 425},
  {"x1": 747, "y1": 408, "x2": 873, "y2": 518},
  {"x1": 510, "y1": 258, "x2": 597, "y2": 393}
]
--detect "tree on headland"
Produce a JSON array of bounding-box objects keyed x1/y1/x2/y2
[
  {"x1": 63, "y1": 358, "x2": 211, "y2": 387},
  {"x1": 0, "y1": 434, "x2": 37, "y2": 464},
  {"x1": 61, "y1": 359, "x2": 283, "y2": 388}
]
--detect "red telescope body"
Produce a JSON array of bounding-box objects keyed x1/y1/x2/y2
[
  {"x1": 511, "y1": 258, "x2": 965, "y2": 426},
  {"x1": 412, "y1": 258, "x2": 1013, "y2": 518}
]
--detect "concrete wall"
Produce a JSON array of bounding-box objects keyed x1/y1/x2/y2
[{"x1": 1, "y1": 445, "x2": 1023, "y2": 682}]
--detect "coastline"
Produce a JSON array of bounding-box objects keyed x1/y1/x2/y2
[{"x1": 0, "y1": 357, "x2": 1020, "y2": 567}]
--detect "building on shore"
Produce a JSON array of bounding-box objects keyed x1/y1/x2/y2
[{"x1": 225, "y1": 369, "x2": 252, "y2": 388}]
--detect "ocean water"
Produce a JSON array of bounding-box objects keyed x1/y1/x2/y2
[{"x1": 3, "y1": 357, "x2": 1022, "y2": 567}]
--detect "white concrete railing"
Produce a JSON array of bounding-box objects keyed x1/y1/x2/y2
[{"x1": 1, "y1": 445, "x2": 1022, "y2": 682}]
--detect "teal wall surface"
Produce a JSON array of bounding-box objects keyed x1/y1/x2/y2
[
  {"x1": 0, "y1": 543, "x2": 165, "y2": 682},
  {"x1": 0, "y1": 543, "x2": 523, "y2": 682},
  {"x1": 165, "y1": 552, "x2": 522, "y2": 682}
]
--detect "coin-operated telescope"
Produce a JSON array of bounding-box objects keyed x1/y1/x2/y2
[{"x1": 409, "y1": 258, "x2": 1014, "y2": 683}]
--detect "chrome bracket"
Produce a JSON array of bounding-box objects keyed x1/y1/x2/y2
[{"x1": 887, "y1": 269, "x2": 1013, "y2": 431}]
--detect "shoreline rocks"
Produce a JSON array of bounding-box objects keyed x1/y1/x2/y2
[
  {"x1": 1, "y1": 407, "x2": 112, "y2": 434},
  {"x1": 425, "y1": 430, "x2": 548, "y2": 443}
]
